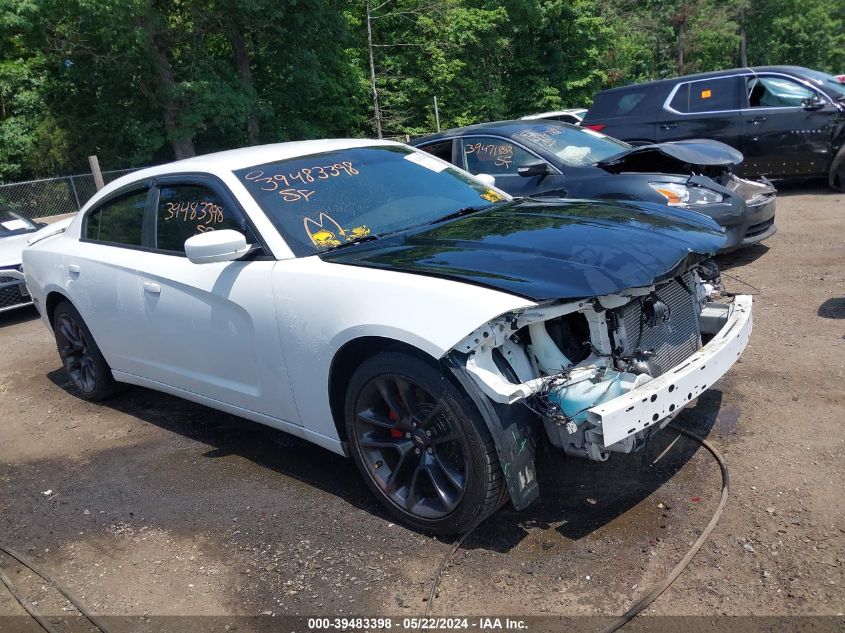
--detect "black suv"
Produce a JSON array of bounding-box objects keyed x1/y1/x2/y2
[{"x1": 582, "y1": 66, "x2": 845, "y2": 188}]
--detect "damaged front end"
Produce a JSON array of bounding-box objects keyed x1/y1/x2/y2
[
  {"x1": 448, "y1": 260, "x2": 752, "y2": 505},
  {"x1": 597, "y1": 139, "x2": 777, "y2": 250}
]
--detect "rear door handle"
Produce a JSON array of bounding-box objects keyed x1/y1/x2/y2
[
  {"x1": 748, "y1": 116, "x2": 767, "y2": 124},
  {"x1": 67, "y1": 264, "x2": 80, "y2": 275},
  {"x1": 660, "y1": 121, "x2": 678, "y2": 129},
  {"x1": 143, "y1": 281, "x2": 161, "y2": 295}
]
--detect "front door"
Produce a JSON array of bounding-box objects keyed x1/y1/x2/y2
[
  {"x1": 130, "y1": 177, "x2": 300, "y2": 424},
  {"x1": 459, "y1": 136, "x2": 567, "y2": 197},
  {"x1": 741, "y1": 73, "x2": 839, "y2": 178}
]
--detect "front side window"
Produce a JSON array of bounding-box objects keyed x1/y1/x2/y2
[
  {"x1": 461, "y1": 137, "x2": 537, "y2": 175},
  {"x1": 85, "y1": 189, "x2": 147, "y2": 246},
  {"x1": 155, "y1": 184, "x2": 244, "y2": 253},
  {"x1": 511, "y1": 123, "x2": 629, "y2": 167},
  {"x1": 234, "y1": 146, "x2": 508, "y2": 256},
  {"x1": 670, "y1": 77, "x2": 739, "y2": 113},
  {"x1": 747, "y1": 76, "x2": 815, "y2": 108}
]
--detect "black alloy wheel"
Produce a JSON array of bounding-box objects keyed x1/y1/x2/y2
[
  {"x1": 345, "y1": 351, "x2": 507, "y2": 534},
  {"x1": 52, "y1": 301, "x2": 118, "y2": 401},
  {"x1": 55, "y1": 312, "x2": 96, "y2": 393},
  {"x1": 354, "y1": 373, "x2": 467, "y2": 519}
]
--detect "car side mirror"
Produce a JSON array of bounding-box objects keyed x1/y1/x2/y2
[
  {"x1": 802, "y1": 96, "x2": 825, "y2": 111},
  {"x1": 517, "y1": 160, "x2": 551, "y2": 177},
  {"x1": 475, "y1": 173, "x2": 496, "y2": 187},
  {"x1": 185, "y1": 229, "x2": 251, "y2": 264}
]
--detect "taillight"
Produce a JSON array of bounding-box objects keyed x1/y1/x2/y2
[{"x1": 584, "y1": 124, "x2": 606, "y2": 132}]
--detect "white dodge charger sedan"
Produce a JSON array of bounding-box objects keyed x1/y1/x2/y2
[{"x1": 23, "y1": 140, "x2": 752, "y2": 533}]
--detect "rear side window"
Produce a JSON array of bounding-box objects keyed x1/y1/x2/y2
[
  {"x1": 419, "y1": 140, "x2": 453, "y2": 162},
  {"x1": 670, "y1": 77, "x2": 739, "y2": 113},
  {"x1": 461, "y1": 137, "x2": 537, "y2": 175},
  {"x1": 155, "y1": 184, "x2": 245, "y2": 253},
  {"x1": 85, "y1": 190, "x2": 148, "y2": 246}
]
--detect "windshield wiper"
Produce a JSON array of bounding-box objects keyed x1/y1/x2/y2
[
  {"x1": 427, "y1": 204, "x2": 495, "y2": 225},
  {"x1": 521, "y1": 194, "x2": 567, "y2": 201},
  {"x1": 324, "y1": 234, "x2": 382, "y2": 252}
]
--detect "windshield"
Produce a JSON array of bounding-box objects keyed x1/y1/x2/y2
[
  {"x1": 0, "y1": 210, "x2": 38, "y2": 238},
  {"x1": 800, "y1": 68, "x2": 845, "y2": 100},
  {"x1": 512, "y1": 123, "x2": 630, "y2": 167},
  {"x1": 234, "y1": 145, "x2": 508, "y2": 256}
]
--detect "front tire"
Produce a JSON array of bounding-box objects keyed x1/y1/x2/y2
[
  {"x1": 344, "y1": 351, "x2": 507, "y2": 535},
  {"x1": 53, "y1": 301, "x2": 118, "y2": 401}
]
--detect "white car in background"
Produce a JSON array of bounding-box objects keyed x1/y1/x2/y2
[
  {"x1": 520, "y1": 108, "x2": 588, "y2": 125},
  {"x1": 22, "y1": 140, "x2": 752, "y2": 533},
  {"x1": 1, "y1": 209, "x2": 72, "y2": 314}
]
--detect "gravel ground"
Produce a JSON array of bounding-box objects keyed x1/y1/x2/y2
[{"x1": 0, "y1": 185, "x2": 843, "y2": 629}]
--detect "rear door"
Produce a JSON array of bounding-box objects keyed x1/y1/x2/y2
[
  {"x1": 741, "y1": 73, "x2": 839, "y2": 177},
  {"x1": 458, "y1": 135, "x2": 567, "y2": 197},
  {"x1": 66, "y1": 186, "x2": 153, "y2": 372},
  {"x1": 127, "y1": 175, "x2": 300, "y2": 424},
  {"x1": 657, "y1": 75, "x2": 745, "y2": 150}
]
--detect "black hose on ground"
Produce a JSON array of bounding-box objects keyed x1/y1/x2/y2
[
  {"x1": 424, "y1": 424, "x2": 731, "y2": 632},
  {"x1": 0, "y1": 542, "x2": 113, "y2": 633},
  {"x1": 0, "y1": 563, "x2": 59, "y2": 633}
]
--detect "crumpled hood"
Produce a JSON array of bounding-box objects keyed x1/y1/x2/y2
[
  {"x1": 597, "y1": 139, "x2": 744, "y2": 173},
  {"x1": 321, "y1": 199, "x2": 726, "y2": 301}
]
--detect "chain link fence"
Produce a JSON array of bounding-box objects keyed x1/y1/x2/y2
[{"x1": 0, "y1": 169, "x2": 141, "y2": 220}]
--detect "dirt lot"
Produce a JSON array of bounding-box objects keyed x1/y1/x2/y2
[{"x1": 1, "y1": 185, "x2": 843, "y2": 629}]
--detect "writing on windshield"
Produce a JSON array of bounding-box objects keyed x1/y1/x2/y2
[
  {"x1": 514, "y1": 124, "x2": 629, "y2": 167},
  {"x1": 234, "y1": 146, "x2": 504, "y2": 256}
]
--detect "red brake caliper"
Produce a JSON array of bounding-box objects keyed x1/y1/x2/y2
[{"x1": 388, "y1": 409, "x2": 403, "y2": 438}]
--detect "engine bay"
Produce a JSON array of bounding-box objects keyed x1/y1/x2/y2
[{"x1": 452, "y1": 259, "x2": 744, "y2": 462}]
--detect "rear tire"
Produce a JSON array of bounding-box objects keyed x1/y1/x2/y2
[
  {"x1": 344, "y1": 351, "x2": 506, "y2": 535},
  {"x1": 53, "y1": 301, "x2": 118, "y2": 401}
]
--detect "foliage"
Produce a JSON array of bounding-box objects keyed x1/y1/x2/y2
[{"x1": 0, "y1": 0, "x2": 843, "y2": 180}]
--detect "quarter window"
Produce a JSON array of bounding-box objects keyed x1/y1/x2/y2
[
  {"x1": 614, "y1": 92, "x2": 647, "y2": 116},
  {"x1": 461, "y1": 137, "x2": 537, "y2": 175},
  {"x1": 670, "y1": 77, "x2": 739, "y2": 113},
  {"x1": 85, "y1": 189, "x2": 148, "y2": 246},
  {"x1": 747, "y1": 76, "x2": 815, "y2": 108},
  {"x1": 155, "y1": 184, "x2": 245, "y2": 253}
]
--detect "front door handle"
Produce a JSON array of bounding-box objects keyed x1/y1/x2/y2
[
  {"x1": 67, "y1": 264, "x2": 80, "y2": 275},
  {"x1": 660, "y1": 121, "x2": 678, "y2": 129},
  {"x1": 748, "y1": 116, "x2": 767, "y2": 124},
  {"x1": 143, "y1": 281, "x2": 161, "y2": 295}
]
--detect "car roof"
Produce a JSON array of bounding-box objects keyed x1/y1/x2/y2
[
  {"x1": 599, "y1": 65, "x2": 815, "y2": 94},
  {"x1": 411, "y1": 119, "x2": 576, "y2": 145},
  {"x1": 521, "y1": 109, "x2": 586, "y2": 119},
  {"x1": 103, "y1": 138, "x2": 402, "y2": 193}
]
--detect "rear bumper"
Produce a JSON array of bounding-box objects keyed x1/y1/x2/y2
[
  {"x1": 588, "y1": 295, "x2": 752, "y2": 447},
  {"x1": 0, "y1": 269, "x2": 33, "y2": 313}
]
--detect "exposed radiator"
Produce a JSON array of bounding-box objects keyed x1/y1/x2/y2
[{"x1": 615, "y1": 273, "x2": 701, "y2": 377}]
